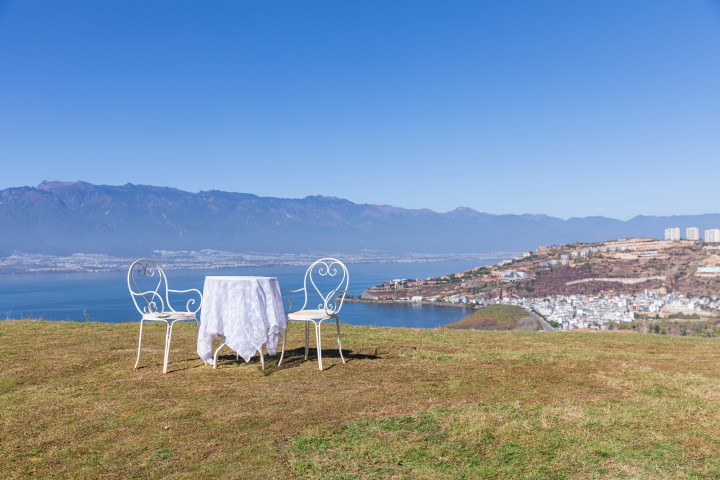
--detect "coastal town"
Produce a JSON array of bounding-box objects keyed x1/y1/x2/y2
[{"x1": 360, "y1": 230, "x2": 720, "y2": 330}]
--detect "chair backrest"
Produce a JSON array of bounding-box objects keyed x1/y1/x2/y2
[
  {"x1": 297, "y1": 258, "x2": 349, "y2": 315},
  {"x1": 127, "y1": 258, "x2": 201, "y2": 316}
]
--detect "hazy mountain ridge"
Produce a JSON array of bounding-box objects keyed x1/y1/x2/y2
[{"x1": 1, "y1": 181, "x2": 719, "y2": 257}]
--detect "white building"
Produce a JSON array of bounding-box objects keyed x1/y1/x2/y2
[
  {"x1": 664, "y1": 227, "x2": 681, "y2": 241},
  {"x1": 686, "y1": 227, "x2": 699, "y2": 241},
  {"x1": 697, "y1": 266, "x2": 720, "y2": 277},
  {"x1": 704, "y1": 229, "x2": 720, "y2": 243},
  {"x1": 500, "y1": 271, "x2": 527, "y2": 281}
]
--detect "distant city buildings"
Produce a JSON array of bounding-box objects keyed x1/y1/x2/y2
[
  {"x1": 704, "y1": 229, "x2": 720, "y2": 243},
  {"x1": 664, "y1": 227, "x2": 681, "y2": 241},
  {"x1": 662, "y1": 226, "x2": 720, "y2": 243},
  {"x1": 490, "y1": 291, "x2": 720, "y2": 330}
]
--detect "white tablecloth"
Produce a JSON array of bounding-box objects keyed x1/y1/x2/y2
[{"x1": 197, "y1": 276, "x2": 286, "y2": 364}]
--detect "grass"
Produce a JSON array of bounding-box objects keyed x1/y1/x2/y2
[
  {"x1": 2, "y1": 320, "x2": 720, "y2": 479},
  {"x1": 444, "y1": 304, "x2": 540, "y2": 331}
]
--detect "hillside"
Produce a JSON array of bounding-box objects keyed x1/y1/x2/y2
[
  {"x1": 443, "y1": 304, "x2": 544, "y2": 331},
  {"x1": 362, "y1": 237, "x2": 720, "y2": 300},
  {"x1": 2, "y1": 181, "x2": 720, "y2": 256},
  {"x1": 2, "y1": 321, "x2": 720, "y2": 478}
]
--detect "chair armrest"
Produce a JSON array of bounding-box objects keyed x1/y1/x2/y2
[
  {"x1": 282, "y1": 288, "x2": 305, "y2": 313},
  {"x1": 322, "y1": 289, "x2": 349, "y2": 315},
  {"x1": 280, "y1": 288, "x2": 297, "y2": 312},
  {"x1": 167, "y1": 288, "x2": 203, "y2": 314}
]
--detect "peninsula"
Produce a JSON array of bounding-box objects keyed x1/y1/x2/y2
[{"x1": 359, "y1": 238, "x2": 720, "y2": 330}]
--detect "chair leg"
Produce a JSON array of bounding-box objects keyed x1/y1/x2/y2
[
  {"x1": 278, "y1": 328, "x2": 287, "y2": 366},
  {"x1": 134, "y1": 319, "x2": 145, "y2": 370},
  {"x1": 304, "y1": 322, "x2": 310, "y2": 360},
  {"x1": 315, "y1": 322, "x2": 323, "y2": 371},
  {"x1": 336, "y1": 318, "x2": 346, "y2": 364},
  {"x1": 259, "y1": 348, "x2": 265, "y2": 371},
  {"x1": 162, "y1": 322, "x2": 173, "y2": 374}
]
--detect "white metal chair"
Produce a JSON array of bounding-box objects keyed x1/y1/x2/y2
[
  {"x1": 127, "y1": 259, "x2": 202, "y2": 373},
  {"x1": 278, "y1": 258, "x2": 348, "y2": 371}
]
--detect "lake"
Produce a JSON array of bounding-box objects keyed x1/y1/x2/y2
[{"x1": 0, "y1": 260, "x2": 496, "y2": 328}]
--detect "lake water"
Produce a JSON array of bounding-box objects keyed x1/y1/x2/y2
[{"x1": 0, "y1": 260, "x2": 495, "y2": 328}]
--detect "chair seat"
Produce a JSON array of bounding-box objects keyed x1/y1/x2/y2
[
  {"x1": 142, "y1": 311, "x2": 197, "y2": 321},
  {"x1": 288, "y1": 309, "x2": 336, "y2": 321}
]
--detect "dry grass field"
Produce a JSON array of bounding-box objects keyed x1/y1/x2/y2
[{"x1": 2, "y1": 320, "x2": 720, "y2": 479}]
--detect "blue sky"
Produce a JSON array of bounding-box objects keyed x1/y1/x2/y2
[{"x1": 0, "y1": 1, "x2": 718, "y2": 220}]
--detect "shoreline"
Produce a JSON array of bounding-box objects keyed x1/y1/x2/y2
[
  {"x1": 345, "y1": 297, "x2": 477, "y2": 310},
  {"x1": 0, "y1": 252, "x2": 509, "y2": 275}
]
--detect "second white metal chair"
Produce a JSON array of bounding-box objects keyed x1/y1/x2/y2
[{"x1": 278, "y1": 258, "x2": 348, "y2": 371}]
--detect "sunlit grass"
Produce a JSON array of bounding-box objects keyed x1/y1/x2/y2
[{"x1": 1, "y1": 320, "x2": 719, "y2": 478}]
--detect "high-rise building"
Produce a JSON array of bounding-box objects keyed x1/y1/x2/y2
[
  {"x1": 704, "y1": 229, "x2": 720, "y2": 243},
  {"x1": 686, "y1": 227, "x2": 699, "y2": 241},
  {"x1": 664, "y1": 227, "x2": 681, "y2": 241}
]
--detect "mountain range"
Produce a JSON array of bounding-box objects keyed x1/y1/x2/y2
[{"x1": 1, "y1": 181, "x2": 718, "y2": 257}]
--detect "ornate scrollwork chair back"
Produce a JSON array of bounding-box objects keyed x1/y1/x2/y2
[
  {"x1": 127, "y1": 259, "x2": 202, "y2": 373},
  {"x1": 279, "y1": 258, "x2": 349, "y2": 371}
]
